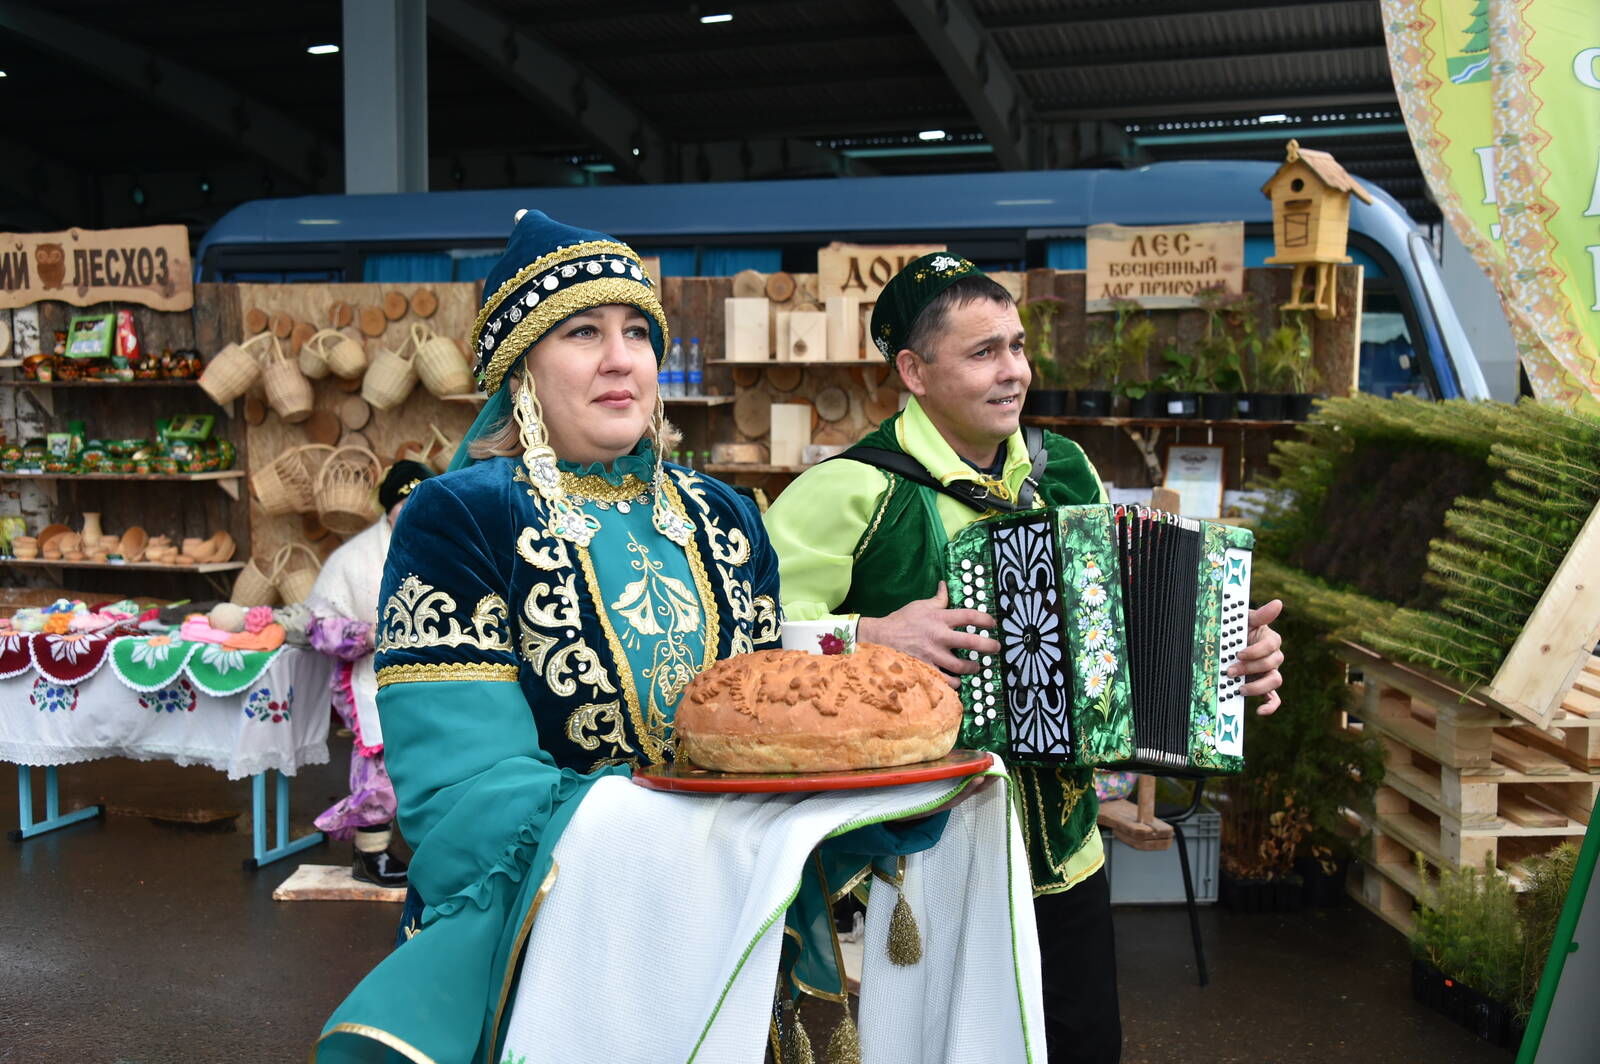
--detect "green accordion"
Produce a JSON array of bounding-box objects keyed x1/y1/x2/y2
[{"x1": 946, "y1": 504, "x2": 1253, "y2": 776}]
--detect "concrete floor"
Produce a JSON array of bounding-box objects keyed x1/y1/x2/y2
[{"x1": 1, "y1": 744, "x2": 1513, "y2": 1063}]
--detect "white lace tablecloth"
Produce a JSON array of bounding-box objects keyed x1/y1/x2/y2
[{"x1": 0, "y1": 645, "x2": 331, "y2": 779}]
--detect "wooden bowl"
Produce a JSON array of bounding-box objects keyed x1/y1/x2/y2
[
  {"x1": 37, "y1": 523, "x2": 69, "y2": 548},
  {"x1": 64, "y1": 550, "x2": 86, "y2": 562},
  {"x1": 206, "y1": 531, "x2": 236, "y2": 564},
  {"x1": 99, "y1": 535, "x2": 120, "y2": 552},
  {"x1": 14, "y1": 546, "x2": 39, "y2": 560},
  {"x1": 56, "y1": 532, "x2": 82, "y2": 554},
  {"x1": 183, "y1": 537, "x2": 216, "y2": 562},
  {"x1": 118, "y1": 527, "x2": 148, "y2": 562},
  {"x1": 173, "y1": 554, "x2": 195, "y2": 566}
]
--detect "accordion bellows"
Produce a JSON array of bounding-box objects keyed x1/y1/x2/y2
[
  {"x1": 948, "y1": 504, "x2": 1253, "y2": 776},
  {"x1": 676, "y1": 645, "x2": 963, "y2": 772}
]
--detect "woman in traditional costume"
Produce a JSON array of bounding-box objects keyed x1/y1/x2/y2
[
  {"x1": 313, "y1": 211, "x2": 781, "y2": 1062},
  {"x1": 307, "y1": 459, "x2": 436, "y2": 889}
]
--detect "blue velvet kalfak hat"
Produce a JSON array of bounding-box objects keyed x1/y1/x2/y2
[{"x1": 469, "y1": 209, "x2": 669, "y2": 395}]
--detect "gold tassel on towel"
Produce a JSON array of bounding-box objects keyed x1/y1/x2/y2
[
  {"x1": 780, "y1": 998, "x2": 817, "y2": 1064},
  {"x1": 825, "y1": 1008, "x2": 862, "y2": 1064},
  {"x1": 887, "y1": 889, "x2": 923, "y2": 966}
]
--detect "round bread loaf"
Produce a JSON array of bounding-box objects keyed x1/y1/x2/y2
[{"x1": 675, "y1": 643, "x2": 962, "y2": 773}]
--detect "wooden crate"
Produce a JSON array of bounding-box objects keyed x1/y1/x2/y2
[{"x1": 1338, "y1": 644, "x2": 1598, "y2": 935}]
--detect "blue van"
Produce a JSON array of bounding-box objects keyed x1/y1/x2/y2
[{"x1": 197, "y1": 162, "x2": 1488, "y2": 401}]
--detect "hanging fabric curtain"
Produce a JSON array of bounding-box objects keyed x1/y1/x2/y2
[{"x1": 1382, "y1": 0, "x2": 1600, "y2": 410}]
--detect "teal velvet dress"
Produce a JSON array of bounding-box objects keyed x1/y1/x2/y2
[{"x1": 315, "y1": 445, "x2": 780, "y2": 1063}]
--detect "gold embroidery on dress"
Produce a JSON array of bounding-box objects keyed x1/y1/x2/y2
[
  {"x1": 703, "y1": 515, "x2": 752, "y2": 567},
  {"x1": 671, "y1": 467, "x2": 710, "y2": 511},
  {"x1": 377, "y1": 574, "x2": 512, "y2": 653},
  {"x1": 574, "y1": 478, "x2": 719, "y2": 766},
  {"x1": 376, "y1": 662, "x2": 519, "y2": 686},
  {"x1": 608, "y1": 531, "x2": 703, "y2": 752},
  {"x1": 516, "y1": 523, "x2": 571, "y2": 572},
  {"x1": 561, "y1": 470, "x2": 651, "y2": 504},
  {"x1": 566, "y1": 700, "x2": 629, "y2": 752},
  {"x1": 753, "y1": 594, "x2": 780, "y2": 645},
  {"x1": 517, "y1": 574, "x2": 616, "y2": 700}
]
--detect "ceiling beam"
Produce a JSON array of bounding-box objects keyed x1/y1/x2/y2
[
  {"x1": 429, "y1": 0, "x2": 670, "y2": 181},
  {"x1": 1041, "y1": 88, "x2": 1399, "y2": 121},
  {"x1": 1012, "y1": 40, "x2": 1384, "y2": 75},
  {"x1": 604, "y1": 20, "x2": 909, "y2": 58},
  {"x1": 0, "y1": 2, "x2": 335, "y2": 189},
  {"x1": 986, "y1": 0, "x2": 1375, "y2": 32},
  {"x1": 430, "y1": 0, "x2": 864, "y2": 183},
  {"x1": 893, "y1": 0, "x2": 1035, "y2": 169}
]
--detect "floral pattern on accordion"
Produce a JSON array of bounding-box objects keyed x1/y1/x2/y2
[
  {"x1": 1055, "y1": 506, "x2": 1135, "y2": 766},
  {"x1": 1186, "y1": 521, "x2": 1251, "y2": 775}
]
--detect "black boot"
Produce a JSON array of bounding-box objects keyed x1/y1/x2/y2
[{"x1": 352, "y1": 824, "x2": 409, "y2": 887}]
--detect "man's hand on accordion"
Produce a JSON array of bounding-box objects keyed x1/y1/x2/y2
[
  {"x1": 1232, "y1": 598, "x2": 1285, "y2": 716},
  {"x1": 856, "y1": 581, "x2": 1001, "y2": 689}
]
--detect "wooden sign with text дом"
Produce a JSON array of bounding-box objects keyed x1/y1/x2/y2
[{"x1": 0, "y1": 224, "x2": 193, "y2": 312}]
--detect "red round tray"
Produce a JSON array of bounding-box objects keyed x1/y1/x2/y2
[{"x1": 632, "y1": 749, "x2": 993, "y2": 794}]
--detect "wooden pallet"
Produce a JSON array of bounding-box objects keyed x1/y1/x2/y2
[{"x1": 1337, "y1": 645, "x2": 1598, "y2": 935}]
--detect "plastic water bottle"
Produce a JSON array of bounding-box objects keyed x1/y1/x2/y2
[
  {"x1": 686, "y1": 337, "x2": 703, "y2": 397},
  {"x1": 663, "y1": 338, "x2": 684, "y2": 398}
]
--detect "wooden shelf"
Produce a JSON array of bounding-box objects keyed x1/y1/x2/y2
[
  {"x1": 1, "y1": 558, "x2": 245, "y2": 574},
  {"x1": 440, "y1": 393, "x2": 487, "y2": 404},
  {"x1": 1022, "y1": 415, "x2": 1303, "y2": 430},
  {"x1": 664, "y1": 395, "x2": 735, "y2": 406},
  {"x1": 709, "y1": 360, "x2": 867, "y2": 367},
  {"x1": 704, "y1": 463, "x2": 811, "y2": 475},
  {"x1": 0, "y1": 470, "x2": 243, "y2": 483},
  {"x1": 0, "y1": 469, "x2": 244, "y2": 500},
  {"x1": 0, "y1": 378, "x2": 204, "y2": 388}
]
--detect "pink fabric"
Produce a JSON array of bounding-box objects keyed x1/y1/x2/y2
[
  {"x1": 244, "y1": 605, "x2": 274, "y2": 634},
  {"x1": 312, "y1": 659, "x2": 395, "y2": 839},
  {"x1": 178, "y1": 616, "x2": 231, "y2": 645}
]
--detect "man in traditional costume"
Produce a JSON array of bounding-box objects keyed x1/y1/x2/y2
[
  {"x1": 315, "y1": 217, "x2": 1052, "y2": 1064},
  {"x1": 307, "y1": 459, "x2": 435, "y2": 888},
  {"x1": 764, "y1": 255, "x2": 1286, "y2": 1063}
]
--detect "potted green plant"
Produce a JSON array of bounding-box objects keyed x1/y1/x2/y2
[
  {"x1": 1150, "y1": 343, "x2": 1207, "y2": 419},
  {"x1": 1081, "y1": 298, "x2": 1151, "y2": 416},
  {"x1": 1192, "y1": 287, "x2": 1253, "y2": 420},
  {"x1": 1019, "y1": 297, "x2": 1069, "y2": 416},
  {"x1": 1410, "y1": 853, "x2": 1524, "y2": 1047},
  {"x1": 1258, "y1": 311, "x2": 1319, "y2": 420}
]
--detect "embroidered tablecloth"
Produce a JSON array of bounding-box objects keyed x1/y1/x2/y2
[{"x1": 0, "y1": 645, "x2": 332, "y2": 780}]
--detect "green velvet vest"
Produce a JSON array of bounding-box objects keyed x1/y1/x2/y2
[{"x1": 837, "y1": 414, "x2": 1108, "y2": 892}]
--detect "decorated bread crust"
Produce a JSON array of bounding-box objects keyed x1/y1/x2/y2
[{"x1": 675, "y1": 643, "x2": 962, "y2": 772}]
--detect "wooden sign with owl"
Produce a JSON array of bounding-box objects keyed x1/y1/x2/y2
[{"x1": 0, "y1": 224, "x2": 193, "y2": 311}]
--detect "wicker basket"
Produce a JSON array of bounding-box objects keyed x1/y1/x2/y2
[
  {"x1": 199, "y1": 332, "x2": 272, "y2": 406},
  {"x1": 315, "y1": 445, "x2": 382, "y2": 534},
  {"x1": 306, "y1": 328, "x2": 367, "y2": 379},
  {"x1": 231, "y1": 556, "x2": 279, "y2": 607},
  {"x1": 361, "y1": 335, "x2": 418, "y2": 411},
  {"x1": 422, "y1": 423, "x2": 460, "y2": 474},
  {"x1": 298, "y1": 335, "x2": 330, "y2": 380},
  {"x1": 413, "y1": 323, "x2": 474, "y2": 397},
  {"x1": 273, "y1": 543, "x2": 322, "y2": 605},
  {"x1": 261, "y1": 336, "x2": 313, "y2": 423},
  {"x1": 252, "y1": 443, "x2": 335, "y2": 516}
]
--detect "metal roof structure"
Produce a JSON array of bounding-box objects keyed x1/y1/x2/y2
[{"x1": 0, "y1": 0, "x2": 1425, "y2": 235}]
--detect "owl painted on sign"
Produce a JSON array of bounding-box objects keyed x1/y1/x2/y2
[{"x1": 35, "y1": 243, "x2": 65, "y2": 289}]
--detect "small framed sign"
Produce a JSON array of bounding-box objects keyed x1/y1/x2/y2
[
  {"x1": 1162, "y1": 443, "x2": 1226, "y2": 518},
  {"x1": 64, "y1": 313, "x2": 117, "y2": 359}
]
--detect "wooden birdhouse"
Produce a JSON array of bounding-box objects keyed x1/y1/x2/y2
[{"x1": 1260, "y1": 140, "x2": 1373, "y2": 318}]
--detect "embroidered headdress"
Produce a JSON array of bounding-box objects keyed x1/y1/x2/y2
[
  {"x1": 868, "y1": 252, "x2": 981, "y2": 362},
  {"x1": 449, "y1": 210, "x2": 692, "y2": 551},
  {"x1": 378, "y1": 459, "x2": 434, "y2": 512}
]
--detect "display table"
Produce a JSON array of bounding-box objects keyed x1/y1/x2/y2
[{"x1": 0, "y1": 636, "x2": 332, "y2": 869}]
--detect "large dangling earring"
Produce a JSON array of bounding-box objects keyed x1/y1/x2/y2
[
  {"x1": 516, "y1": 378, "x2": 597, "y2": 547},
  {"x1": 650, "y1": 388, "x2": 693, "y2": 546}
]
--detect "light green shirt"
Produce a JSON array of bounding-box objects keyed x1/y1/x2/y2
[{"x1": 764, "y1": 396, "x2": 1110, "y2": 890}]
